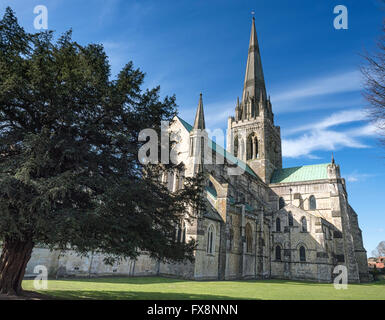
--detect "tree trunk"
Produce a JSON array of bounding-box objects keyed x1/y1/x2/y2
[{"x1": 0, "y1": 238, "x2": 34, "y2": 296}]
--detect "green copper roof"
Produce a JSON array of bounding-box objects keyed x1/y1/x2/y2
[
  {"x1": 270, "y1": 163, "x2": 330, "y2": 184},
  {"x1": 177, "y1": 116, "x2": 257, "y2": 178}
]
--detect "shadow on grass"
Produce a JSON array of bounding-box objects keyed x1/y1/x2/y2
[{"x1": 40, "y1": 290, "x2": 250, "y2": 300}]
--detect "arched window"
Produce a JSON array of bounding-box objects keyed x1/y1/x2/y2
[
  {"x1": 246, "y1": 135, "x2": 253, "y2": 160},
  {"x1": 279, "y1": 197, "x2": 285, "y2": 210},
  {"x1": 167, "y1": 171, "x2": 174, "y2": 191},
  {"x1": 253, "y1": 138, "x2": 258, "y2": 159},
  {"x1": 229, "y1": 228, "x2": 234, "y2": 251},
  {"x1": 246, "y1": 133, "x2": 258, "y2": 160},
  {"x1": 288, "y1": 212, "x2": 293, "y2": 227},
  {"x1": 207, "y1": 225, "x2": 215, "y2": 254},
  {"x1": 245, "y1": 224, "x2": 253, "y2": 253},
  {"x1": 182, "y1": 221, "x2": 186, "y2": 243},
  {"x1": 294, "y1": 193, "x2": 304, "y2": 209},
  {"x1": 176, "y1": 220, "x2": 186, "y2": 243},
  {"x1": 301, "y1": 217, "x2": 307, "y2": 232},
  {"x1": 189, "y1": 137, "x2": 194, "y2": 156},
  {"x1": 200, "y1": 136, "x2": 205, "y2": 158},
  {"x1": 275, "y1": 245, "x2": 282, "y2": 261},
  {"x1": 234, "y1": 136, "x2": 239, "y2": 158},
  {"x1": 309, "y1": 195, "x2": 316, "y2": 210},
  {"x1": 299, "y1": 246, "x2": 306, "y2": 262},
  {"x1": 276, "y1": 217, "x2": 281, "y2": 232}
]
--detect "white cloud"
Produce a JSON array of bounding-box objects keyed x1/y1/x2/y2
[
  {"x1": 272, "y1": 70, "x2": 362, "y2": 103},
  {"x1": 282, "y1": 109, "x2": 380, "y2": 158},
  {"x1": 285, "y1": 109, "x2": 368, "y2": 135},
  {"x1": 282, "y1": 129, "x2": 368, "y2": 158},
  {"x1": 345, "y1": 171, "x2": 375, "y2": 183}
]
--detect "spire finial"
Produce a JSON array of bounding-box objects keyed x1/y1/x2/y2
[
  {"x1": 332, "y1": 153, "x2": 335, "y2": 164},
  {"x1": 251, "y1": 10, "x2": 255, "y2": 19},
  {"x1": 242, "y1": 12, "x2": 266, "y2": 104},
  {"x1": 193, "y1": 93, "x2": 205, "y2": 130}
]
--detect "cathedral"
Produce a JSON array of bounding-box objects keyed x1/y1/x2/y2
[{"x1": 25, "y1": 18, "x2": 369, "y2": 283}]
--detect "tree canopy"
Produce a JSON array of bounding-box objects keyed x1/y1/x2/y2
[{"x1": 0, "y1": 7, "x2": 203, "y2": 294}]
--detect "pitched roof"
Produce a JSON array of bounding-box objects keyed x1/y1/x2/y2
[
  {"x1": 176, "y1": 116, "x2": 258, "y2": 179},
  {"x1": 270, "y1": 163, "x2": 330, "y2": 184}
]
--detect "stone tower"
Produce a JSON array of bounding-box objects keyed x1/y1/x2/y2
[{"x1": 227, "y1": 17, "x2": 282, "y2": 183}]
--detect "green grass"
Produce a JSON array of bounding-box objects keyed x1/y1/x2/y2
[{"x1": 22, "y1": 276, "x2": 385, "y2": 300}]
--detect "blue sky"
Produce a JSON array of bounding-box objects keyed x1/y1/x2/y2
[{"x1": 1, "y1": 0, "x2": 384, "y2": 255}]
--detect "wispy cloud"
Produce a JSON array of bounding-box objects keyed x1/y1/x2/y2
[
  {"x1": 345, "y1": 171, "x2": 375, "y2": 183},
  {"x1": 271, "y1": 70, "x2": 363, "y2": 114},
  {"x1": 282, "y1": 109, "x2": 380, "y2": 158},
  {"x1": 285, "y1": 109, "x2": 368, "y2": 135},
  {"x1": 273, "y1": 70, "x2": 362, "y2": 103}
]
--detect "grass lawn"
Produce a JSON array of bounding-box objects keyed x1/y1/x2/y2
[{"x1": 22, "y1": 276, "x2": 385, "y2": 300}]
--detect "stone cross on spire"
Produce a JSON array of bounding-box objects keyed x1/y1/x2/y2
[{"x1": 242, "y1": 17, "x2": 266, "y2": 104}]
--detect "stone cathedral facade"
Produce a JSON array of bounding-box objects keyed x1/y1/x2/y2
[{"x1": 25, "y1": 18, "x2": 369, "y2": 283}]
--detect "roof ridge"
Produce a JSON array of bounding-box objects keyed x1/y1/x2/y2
[{"x1": 279, "y1": 163, "x2": 331, "y2": 170}]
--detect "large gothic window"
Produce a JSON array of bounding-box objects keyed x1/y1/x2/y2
[
  {"x1": 275, "y1": 245, "x2": 282, "y2": 261},
  {"x1": 253, "y1": 138, "x2": 258, "y2": 159},
  {"x1": 299, "y1": 246, "x2": 306, "y2": 262},
  {"x1": 207, "y1": 225, "x2": 215, "y2": 254},
  {"x1": 309, "y1": 195, "x2": 317, "y2": 210},
  {"x1": 245, "y1": 223, "x2": 253, "y2": 253},
  {"x1": 276, "y1": 217, "x2": 281, "y2": 232},
  {"x1": 246, "y1": 133, "x2": 258, "y2": 160}
]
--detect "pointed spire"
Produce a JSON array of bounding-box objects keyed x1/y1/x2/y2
[
  {"x1": 242, "y1": 17, "x2": 266, "y2": 104},
  {"x1": 193, "y1": 93, "x2": 205, "y2": 130},
  {"x1": 332, "y1": 153, "x2": 335, "y2": 164}
]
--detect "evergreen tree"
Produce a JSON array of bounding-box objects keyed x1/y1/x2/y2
[{"x1": 0, "y1": 7, "x2": 203, "y2": 295}]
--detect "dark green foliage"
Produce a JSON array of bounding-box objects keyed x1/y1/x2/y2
[{"x1": 0, "y1": 7, "x2": 204, "y2": 266}]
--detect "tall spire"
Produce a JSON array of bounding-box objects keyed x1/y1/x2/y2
[
  {"x1": 242, "y1": 17, "x2": 266, "y2": 103},
  {"x1": 193, "y1": 93, "x2": 205, "y2": 130}
]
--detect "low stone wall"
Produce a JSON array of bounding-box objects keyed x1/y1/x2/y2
[{"x1": 24, "y1": 247, "x2": 159, "y2": 278}]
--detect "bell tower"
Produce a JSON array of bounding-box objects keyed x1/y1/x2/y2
[{"x1": 227, "y1": 17, "x2": 282, "y2": 183}]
